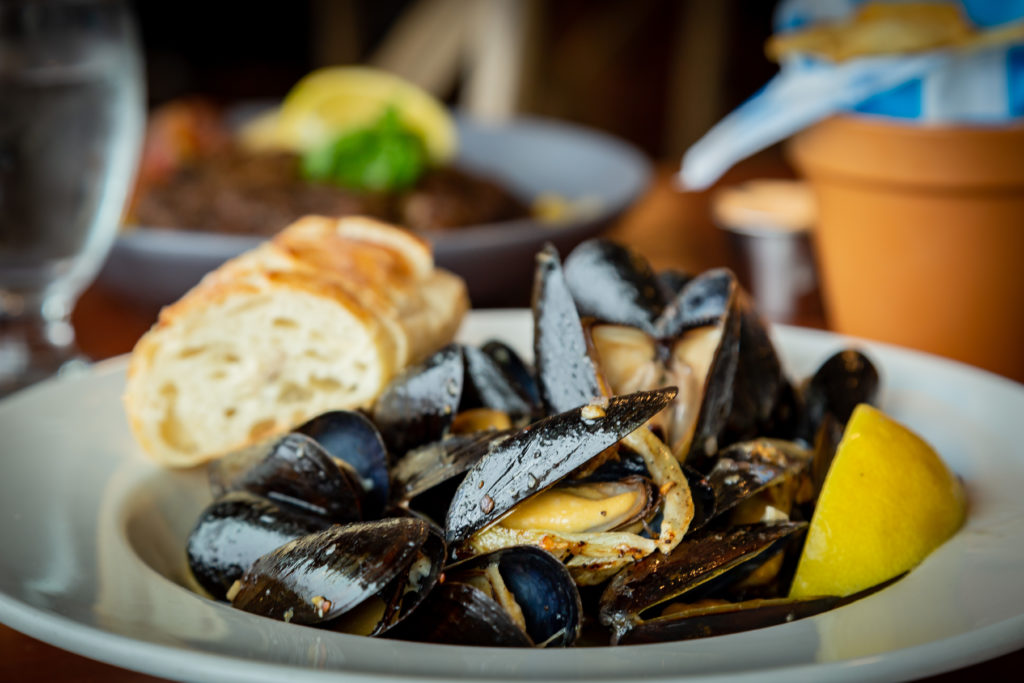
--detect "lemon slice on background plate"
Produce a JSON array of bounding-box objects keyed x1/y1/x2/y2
[
  {"x1": 789, "y1": 403, "x2": 967, "y2": 599},
  {"x1": 239, "y1": 66, "x2": 457, "y2": 162}
]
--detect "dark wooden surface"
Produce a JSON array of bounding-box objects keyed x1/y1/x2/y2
[{"x1": 2, "y1": 157, "x2": 1019, "y2": 682}]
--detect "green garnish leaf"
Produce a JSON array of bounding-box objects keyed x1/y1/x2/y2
[{"x1": 301, "y1": 106, "x2": 429, "y2": 192}]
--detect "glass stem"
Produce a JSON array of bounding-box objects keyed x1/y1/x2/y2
[{"x1": 0, "y1": 290, "x2": 83, "y2": 396}]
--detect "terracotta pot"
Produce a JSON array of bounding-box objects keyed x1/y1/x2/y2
[{"x1": 788, "y1": 115, "x2": 1024, "y2": 383}]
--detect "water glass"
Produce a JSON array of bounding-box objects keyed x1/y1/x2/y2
[{"x1": 0, "y1": 0, "x2": 144, "y2": 395}]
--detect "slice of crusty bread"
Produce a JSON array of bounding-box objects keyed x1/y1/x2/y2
[{"x1": 124, "y1": 215, "x2": 469, "y2": 468}]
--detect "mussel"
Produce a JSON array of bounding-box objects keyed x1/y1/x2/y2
[
  {"x1": 598, "y1": 522, "x2": 829, "y2": 644},
  {"x1": 186, "y1": 490, "x2": 331, "y2": 600},
  {"x1": 800, "y1": 349, "x2": 880, "y2": 443},
  {"x1": 388, "y1": 546, "x2": 582, "y2": 647},
  {"x1": 371, "y1": 344, "x2": 465, "y2": 458},
  {"x1": 445, "y1": 388, "x2": 676, "y2": 548},
  {"x1": 208, "y1": 432, "x2": 366, "y2": 522},
  {"x1": 531, "y1": 244, "x2": 695, "y2": 555},
  {"x1": 229, "y1": 517, "x2": 442, "y2": 632},
  {"x1": 294, "y1": 410, "x2": 391, "y2": 518},
  {"x1": 371, "y1": 342, "x2": 537, "y2": 461},
  {"x1": 563, "y1": 238, "x2": 665, "y2": 334}
]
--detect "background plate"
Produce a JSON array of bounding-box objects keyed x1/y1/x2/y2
[
  {"x1": 1, "y1": 311, "x2": 1023, "y2": 682},
  {"x1": 100, "y1": 116, "x2": 651, "y2": 308}
]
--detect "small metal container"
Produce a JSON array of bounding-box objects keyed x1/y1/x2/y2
[{"x1": 712, "y1": 180, "x2": 822, "y2": 325}]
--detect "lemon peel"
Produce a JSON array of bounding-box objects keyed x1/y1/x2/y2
[
  {"x1": 241, "y1": 66, "x2": 456, "y2": 162},
  {"x1": 789, "y1": 403, "x2": 966, "y2": 599}
]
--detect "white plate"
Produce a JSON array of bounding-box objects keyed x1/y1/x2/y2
[
  {"x1": 1, "y1": 310, "x2": 1023, "y2": 683},
  {"x1": 100, "y1": 116, "x2": 651, "y2": 308}
]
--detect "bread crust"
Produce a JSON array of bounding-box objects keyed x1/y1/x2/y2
[{"x1": 124, "y1": 215, "x2": 469, "y2": 468}]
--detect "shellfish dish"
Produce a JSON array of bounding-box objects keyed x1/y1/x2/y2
[{"x1": 183, "y1": 237, "x2": 963, "y2": 647}]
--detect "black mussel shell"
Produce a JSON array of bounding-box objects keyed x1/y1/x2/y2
[
  {"x1": 657, "y1": 268, "x2": 694, "y2": 300},
  {"x1": 367, "y1": 523, "x2": 446, "y2": 636},
  {"x1": 682, "y1": 465, "x2": 717, "y2": 532},
  {"x1": 616, "y1": 594, "x2": 840, "y2": 644},
  {"x1": 461, "y1": 344, "x2": 535, "y2": 419},
  {"x1": 800, "y1": 349, "x2": 880, "y2": 442},
  {"x1": 563, "y1": 239, "x2": 664, "y2": 334},
  {"x1": 231, "y1": 517, "x2": 429, "y2": 626},
  {"x1": 186, "y1": 491, "x2": 330, "y2": 600},
  {"x1": 392, "y1": 430, "x2": 514, "y2": 524},
  {"x1": 808, "y1": 413, "x2": 844, "y2": 502},
  {"x1": 295, "y1": 410, "x2": 390, "y2": 518},
  {"x1": 481, "y1": 340, "x2": 540, "y2": 408},
  {"x1": 656, "y1": 268, "x2": 737, "y2": 340},
  {"x1": 532, "y1": 244, "x2": 603, "y2": 415},
  {"x1": 724, "y1": 293, "x2": 788, "y2": 443},
  {"x1": 764, "y1": 376, "x2": 804, "y2": 442},
  {"x1": 388, "y1": 582, "x2": 533, "y2": 647},
  {"x1": 390, "y1": 546, "x2": 582, "y2": 647},
  {"x1": 471, "y1": 546, "x2": 582, "y2": 646},
  {"x1": 576, "y1": 447, "x2": 650, "y2": 482},
  {"x1": 209, "y1": 433, "x2": 364, "y2": 523},
  {"x1": 371, "y1": 344, "x2": 464, "y2": 457},
  {"x1": 706, "y1": 439, "x2": 810, "y2": 520},
  {"x1": 445, "y1": 387, "x2": 677, "y2": 547},
  {"x1": 669, "y1": 276, "x2": 742, "y2": 466},
  {"x1": 599, "y1": 522, "x2": 807, "y2": 642}
]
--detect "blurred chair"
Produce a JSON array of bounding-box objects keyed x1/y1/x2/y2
[
  {"x1": 362, "y1": 0, "x2": 538, "y2": 122},
  {"x1": 309, "y1": 0, "x2": 745, "y2": 159}
]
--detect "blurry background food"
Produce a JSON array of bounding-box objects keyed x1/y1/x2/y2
[{"x1": 130, "y1": 89, "x2": 531, "y2": 236}]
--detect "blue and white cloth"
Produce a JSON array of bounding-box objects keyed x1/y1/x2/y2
[{"x1": 680, "y1": 0, "x2": 1024, "y2": 190}]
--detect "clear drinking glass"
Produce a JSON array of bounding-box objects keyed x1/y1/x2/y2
[{"x1": 0, "y1": 0, "x2": 144, "y2": 395}]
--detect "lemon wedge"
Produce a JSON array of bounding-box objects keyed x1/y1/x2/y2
[
  {"x1": 789, "y1": 403, "x2": 966, "y2": 599},
  {"x1": 241, "y1": 66, "x2": 456, "y2": 162}
]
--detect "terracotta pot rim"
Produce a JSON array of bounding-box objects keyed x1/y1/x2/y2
[
  {"x1": 788, "y1": 114, "x2": 1024, "y2": 188},
  {"x1": 824, "y1": 112, "x2": 1024, "y2": 137}
]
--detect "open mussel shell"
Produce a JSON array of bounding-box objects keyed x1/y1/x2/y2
[
  {"x1": 445, "y1": 387, "x2": 677, "y2": 547},
  {"x1": 599, "y1": 522, "x2": 808, "y2": 643},
  {"x1": 563, "y1": 238, "x2": 665, "y2": 335},
  {"x1": 186, "y1": 490, "x2": 331, "y2": 600},
  {"x1": 230, "y1": 517, "x2": 430, "y2": 626},
  {"x1": 371, "y1": 344, "x2": 464, "y2": 458},
  {"x1": 294, "y1": 410, "x2": 390, "y2": 518},
  {"x1": 208, "y1": 432, "x2": 365, "y2": 523},
  {"x1": 660, "y1": 270, "x2": 742, "y2": 465},
  {"x1": 389, "y1": 546, "x2": 582, "y2": 647},
  {"x1": 532, "y1": 244, "x2": 604, "y2": 415}
]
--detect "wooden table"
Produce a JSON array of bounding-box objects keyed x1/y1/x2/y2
[{"x1": 2, "y1": 156, "x2": 1021, "y2": 681}]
